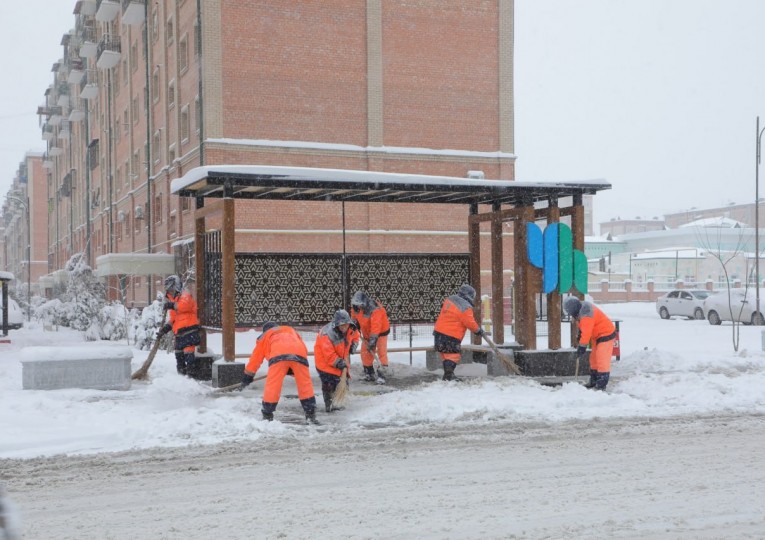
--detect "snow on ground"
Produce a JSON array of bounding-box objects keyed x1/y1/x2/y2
[
  {"x1": 1, "y1": 301, "x2": 764, "y2": 460},
  {"x1": 2, "y1": 301, "x2": 765, "y2": 539}
]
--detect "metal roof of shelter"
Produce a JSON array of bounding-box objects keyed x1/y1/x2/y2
[{"x1": 172, "y1": 165, "x2": 611, "y2": 205}]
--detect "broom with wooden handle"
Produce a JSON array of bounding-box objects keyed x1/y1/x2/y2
[
  {"x1": 480, "y1": 333, "x2": 522, "y2": 375},
  {"x1": 330, "y1": 353, "x2": 351, "y2": 407},
  {"x1": 131, "y1": 308, "x2": 169, "y2": 380},
  {"x1": 213, "y1": 375, "x2": 267, "y2": 394}
]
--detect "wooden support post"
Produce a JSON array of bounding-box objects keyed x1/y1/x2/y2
[
  {"x1": 514, "y1": 205, "x2": 537, "y2": 349},
  {"x1": 491, "y1": 203, "x2": 504, "y2": 344},
  {"x1": 547, "y1": 203, "x2": 561, "y2": 350},
  {"x1": 222, "y1": 196, "x2": 236, "y2": 362},
  {"x1": 468, "y1": 203, "x2": 481, "y2": 345},
  {"x1": 195, "y1": 197, "x2": 207, "y2": 353},
  {"x1": 571, "y1": 193, "x2": 585, "y2": 345}
]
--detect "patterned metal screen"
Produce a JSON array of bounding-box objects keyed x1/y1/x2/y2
[{"x1": 203, "y1": 246, "x2": 470, "y2": 327}]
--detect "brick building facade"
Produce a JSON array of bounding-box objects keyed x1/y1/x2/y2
[{"x1": 19, "y1": 1, "x2": 515, "y2": 307}]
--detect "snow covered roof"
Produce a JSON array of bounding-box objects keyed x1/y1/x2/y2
[
  {"x1": 680, "y1": 216, "x2": 747, "y2": 228},
  {"x1": 171, "y1": 165, "x2": 611, "y2": 206}
]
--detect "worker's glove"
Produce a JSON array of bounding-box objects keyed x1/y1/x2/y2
[
  {"x1": 163, "y1": 301, "x2": 176, "y2": 311},
  {"x1": 334, "y1": 359, "x2": 347, "y2": 371},
  {"x1": 576, "y1": 345, "x2": 588, "y2": 357},
  {"x1": 349, "y1": 341, "x2": 358, "y2": 355},
  {"x1": 239, "y1": 373, "x2": 255, "y2": 391},
  {"x1": 474, "y1": 328, "x2": 485, "y2": 337},
  {"x1": 367, "y1": 336, "x2": 378, "y2": 350},
  {"x1": 157, "y1": 323, "x2": 172, "y2": 338}
]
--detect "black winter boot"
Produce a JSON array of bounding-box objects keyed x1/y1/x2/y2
[
  {"x1": 363, "y1": 366, "x2": 376, "y2": 382},
  {"x1": 322, "y1": 388, "x2": 333, "y2": 413},
  {"x1": 262, "y1": 402, "x2": 277, "y2": 421},
  {"x1": 175, "y1": 352, "x2": 186, "y2": 376},
  {"x1": 594, "y1": 371, "x2": 610, "y2": 391},
  {"x1": 442, "y1": 360, "x2": 461, "y2": 382},
  {"x1": 584, "y1": 369, "x2": 597, "y2": 389},
  {"x1": 184, "y1": 352, "x2": 197, "y2": 378}
]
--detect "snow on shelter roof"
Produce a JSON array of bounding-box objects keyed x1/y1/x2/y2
[{"x1": 171, "y1": 165, "x2": 611, "y2": 206}]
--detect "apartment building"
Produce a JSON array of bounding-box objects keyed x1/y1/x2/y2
[
  {"x1": 1, "y1": 153, "x2": 49, "y2": 296},
  {"x1": 28, "y1": 0, "x2": 515, "y2": 307}
]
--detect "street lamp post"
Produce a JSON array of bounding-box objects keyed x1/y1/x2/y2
[
  {"x1": 756, "y1": 117, "x2": 765, "y2": 322},
  {"x1": 7, "y1": 195, "x2": 31, "y2": 321}
]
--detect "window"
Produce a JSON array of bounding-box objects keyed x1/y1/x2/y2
[
  {"x1": 124, "y1": 160, "x2": 130, "y2": 187},
  {"x1": 167, "y1": 18, "x2": 174, "y2": 43},
  {"x1": 180, "y1": 105, "x2": 190, "y2": 143},
  {"x1": 113, "y1": 68, "x2": 120, "y2": 94},
  {"x1": 168, "y1": 144, "x2": 176, "y2": 165},
  {"x1": 194, "y1": 22, "x2": 200, "y2": 56},
  {"x1": 131, "y1": 42, "x2": 138, "y2": 72},
  {"x1": 152, "y1": 7, "x2": 159, "y2": 41},
  {"x1": 123, "y1": 110, "x2": 129, "y2": 134},
  {"x1": 195, "y1": 96, "x2": 201, "y2": 134},
  {"x1": 154, "y1": 193, "x2": 162, "y2": 223},
  {"x1": 179, "y1": 35, "x2": 189, "y2": 72},
  {"x1": 181, "y1": 196, "x2": 191, "y2": 212},
  {"x1": 152, "y1": 68, "x2": 160, "y2": 103},
  {"x1": 132, "y1": 150, "x2": 140, "y2": 178},
  {"x1": 132, "y1": 96, "x2": 139, "y2": 124},
  {"x1": 168, "y1": 80, "x2": 175, "y2": 108},
  {"x1": 122, "y1": 57, "x2": 128, "y2": 82},
  {"x1": 153, "y1": 131, "x2": 161, "y2": 163}
]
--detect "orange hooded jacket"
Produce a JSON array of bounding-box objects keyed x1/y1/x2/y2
[
  {"x1": 246, "y1": 325, "x2": 308, "y2": 374},
  {"x1": 352, "y1": 300, "x2": 390, "y2": 341},
  {"x1": 434, "y1": 294, "x2": 479, "y2": 341},
  {"x1": 166, "y1": 290, "x2": 200, "y2": 333},
  {"x1": 314, "y1": 323, "x2": 359, "y2": 376},
  {"x1": 576, "y1": 302, "x2": 616, "y2": 347}
]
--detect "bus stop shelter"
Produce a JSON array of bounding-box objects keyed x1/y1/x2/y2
[{"x1": 171, "y1": 165, "x2": 610, "y2": 362}]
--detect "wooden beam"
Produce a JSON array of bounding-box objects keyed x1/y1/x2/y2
[
  {"x1": 547, "y1": 203, "x2": 561, "y2": 350},
  {"x1": 195, "y1": 198, "x2": 207, "y2": 354},
  {"x1": 468, "y1": 204, "x2": 481, "y2": 345},
  {"x1": 571, "y1": 194, "x2": 585, "y2": 347},
  {"x1": 222, "y1": 197, "x2": 236, "y2": 361},
  {"x1": 491, "y1": 204, "x2": 504, "y2": 344},
  {"x1": 514, "y1": 205, "x2": 537, "y2": 349}
]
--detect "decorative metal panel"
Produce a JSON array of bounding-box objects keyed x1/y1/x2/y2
[
  {"x1": 201, "y1": 248, "x2": 470, "y2": 327},
  {"x1": 235, "y1": 254, "x2": 343, "y2": 326},
  {"x1": 347, "y1": 254, "x2": 470, "y2": 322}
]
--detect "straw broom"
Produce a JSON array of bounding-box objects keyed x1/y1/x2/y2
[
  {"x1": 481, "y1": 334, "x2": 522, "y2": 375},
  {"x1": 131, "y1": 308, "x2": 169, "y2": 380},
  {"x1": 331, "y1": 354, "x2": 351, "y2": 407},
  {"x1": 213, "y1": 375, "x2": 267, "y2": 394}
]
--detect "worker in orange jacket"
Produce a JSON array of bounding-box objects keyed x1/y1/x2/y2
[
  {"x1": 563, "y1": 297, "x2": 617, "y2": 390},
  {"x1": 158, "y1": 275, "x2": 201, "y2": 377},
  {"x1": 350, "y1": 291, "x2": 390, "y2": 384},
  {"x1": 239, "y1": 322, "x2": 318, "y2": 423},
  {"x1": 314, "y1": 309, "x2": 359, "y2": 412},
  {"x1": 433, "y1": 284, "x2": 483, "y2": 381}
]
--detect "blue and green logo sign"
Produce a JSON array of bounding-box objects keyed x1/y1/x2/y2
[{"x1": 526, "y1": 222, "x2": 588, "y2": 294}]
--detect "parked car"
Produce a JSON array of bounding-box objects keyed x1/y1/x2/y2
[
  {"x1": 656, "y1": 289, "x2": 711, "y2": 320},
  {"x1": 0, "y1": 296, "x2": 24, "y2": 329},
  {"x1": 703, "y1": 288, "x2": 765, "y2": 325}
]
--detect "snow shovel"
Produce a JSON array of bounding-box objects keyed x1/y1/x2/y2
[
  {"x1": 131, "y1": 308, "x2": 168, "y2": 380},
  {"x1": 213, "y1": 375, "x2": 267, "y2": 394},
  {"x1": 480, "y1": 334, "x2": 522, "y2": 375}
]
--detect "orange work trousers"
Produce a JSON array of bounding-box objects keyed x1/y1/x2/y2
[
  {"x1": 360, "y1": 335, "x2": 389, "y2": 368},
  {"x1": 589, "y1": 339, "x2": 614, "y2": 373},
  {"x1": 262, "y1": 361, "x2": 315, "y2": 404}
]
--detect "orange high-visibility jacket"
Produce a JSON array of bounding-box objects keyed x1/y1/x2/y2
[
  {"x1": 352, "y1": 300, "x2": 390, "y2": 341},
  {"x1": 246, "y1": 325, "x2": 308, "y2": 374},
  {"x1": 314, "y1": 323, "x2": 359, "y2": 376},
  {"x1": 166, "y1": 290, "x2": 200, "y2": 333},
  {"x1": 576, "y1": 302, "x2": 616, "y2": 347},
  {"x1": 434, "y1": 294, "x2": 479, "y2": 340}
]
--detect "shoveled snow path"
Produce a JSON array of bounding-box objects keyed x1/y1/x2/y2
[{"x1": 4, "y1": 413, "x2": 765, "y2": 539}]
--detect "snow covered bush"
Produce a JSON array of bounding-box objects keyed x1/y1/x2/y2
[{"x1": 130, "y1": 300, "x2": 171, "y2": 350}]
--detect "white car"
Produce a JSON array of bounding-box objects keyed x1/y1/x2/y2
[
  {"x1": 655, "y1": 289, "x2": 711, "y2": 320},
  {"x1": 703, "y1": 288, "x2": 765, "y2": 326},
  {"x1": 0, "y1": 296, "x2": 24, "y2": 329}
]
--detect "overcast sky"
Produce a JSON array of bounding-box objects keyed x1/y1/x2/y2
[{"x1": 2, "y1": 1, "x2": 765, "y2": 233}]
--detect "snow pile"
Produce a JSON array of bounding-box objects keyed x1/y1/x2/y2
[{"x1": 1, "y1": 302, "x2": 764, "y2": 459}]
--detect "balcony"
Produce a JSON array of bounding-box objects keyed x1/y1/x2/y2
[
  {"x1": 80, "y1": 70, "x2": 99, "y2": 99},
  {"x1": 79, "y1": 26, "x2": 97, "y2": 58},
  {"x1": 122, "y1": 0, "x2": 145, "y2": 25},
  {"x1": 95, "y1": 0, "x2": 120, "y2": 22},
  {"x1": 42, "y1": 159, "x2": 54, "y2": 170},
  {"x1": 69, "y1": 101, "x2": 86, "y2": 122},
  {"x1": 96, "y1": 34, "x2": 121, "y2": 69},
  {"x1": 76, "y1": 0, "x2": 97, "y2": 16},
  {"x1": 42, "y1": 124, "x2": 55, "y2": 141},
  {"x1": 56, "y1": 84, "x2": 70, "y2": 108},
  {"x1": 67, "y1": 58, "x2": 85, "y2": 84},
  {"x1": 49, "y1": 145, "x2": 64, "y2": 157}
]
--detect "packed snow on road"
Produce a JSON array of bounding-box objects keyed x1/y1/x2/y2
[{"x1": 1, "y1": 302, "x2": 765, "y2": 539}]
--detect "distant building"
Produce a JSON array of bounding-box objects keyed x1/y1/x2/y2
[{"x1": 600, "y1": 216, "x2": 666, "y2": 236}]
